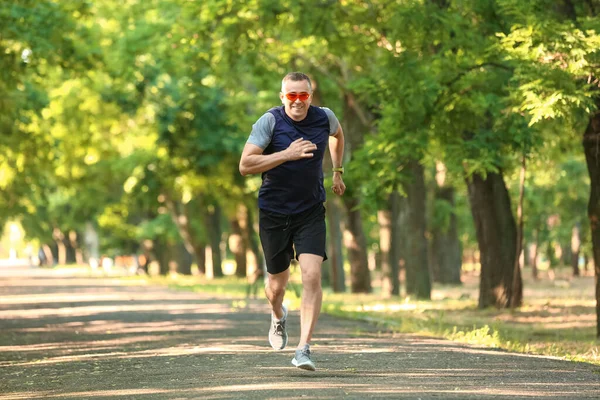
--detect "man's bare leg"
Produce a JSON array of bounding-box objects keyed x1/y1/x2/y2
[
  {"x1": 266, "y1": 268, "x2": 290, "y2": 320},
  {"x1": 297, "y1": 253, "x2": 323, "y2": 348}
]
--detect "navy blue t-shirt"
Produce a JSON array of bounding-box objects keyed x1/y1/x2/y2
[{"x1": 247, "y1": 105, "x2": 340, "y2": 215}]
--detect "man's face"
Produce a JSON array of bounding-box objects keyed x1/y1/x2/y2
[{"x1": 280, "y1": 79, "x2": 312, "y2": 121}]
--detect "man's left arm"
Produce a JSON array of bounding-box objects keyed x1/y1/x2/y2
[{"x1": 329, "y1": 125, "x2": 346, "y2": 196}]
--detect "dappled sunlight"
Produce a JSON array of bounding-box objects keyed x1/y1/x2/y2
[
  {"x1": 196, "y1": 382, "x2": 368, "y2": 393},
  {"x1": 2, "y1": 342, "x2": 267, "y2": 367},
  {"x1": 0, "y1": 290, "x2": 208, "y2": 305},
  {"x1": 0, "y1": 335, "x2": 161, "y2": 353},
  {"x1": 0, "y1": 302, "x2": 232, "y2": 319},
  {"x1": 355, "y1": 387, "x2": 588, "y2": 397},
  {"x1": 0, "y1": 388, "x2": 174, "y2": 400}
]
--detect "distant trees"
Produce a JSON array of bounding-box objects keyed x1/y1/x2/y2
[{"x1": 3, "y1": 0, "x2": 600, "y2": 333}]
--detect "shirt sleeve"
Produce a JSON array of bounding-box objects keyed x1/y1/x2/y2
[
  {"x1": 246, "y1": 113, "x2": 276, "y2": 149},
  {"x1": 321, "y1": 107, "x2": 340, "y2": 135}
]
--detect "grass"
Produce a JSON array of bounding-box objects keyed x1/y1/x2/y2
[{"x1": 318, "y1": 269, "x2": 599, "y2": 365}]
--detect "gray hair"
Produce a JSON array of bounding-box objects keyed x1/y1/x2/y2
[{"x1": 281, "y1": 72, "x2": 312, "y2": 92}]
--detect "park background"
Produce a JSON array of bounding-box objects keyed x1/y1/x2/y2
[{"x1": 2, "y1": 0, "x2": 600, "y2": 365}]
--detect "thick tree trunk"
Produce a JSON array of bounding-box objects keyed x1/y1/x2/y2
[
  {"x1": 583, "y1": 109, "x2": 600, "y2": 337},
  {"x1": 466, "y1": 171, "x2": 522, "y2": 308},
  {"x1": 327, "y1": 197, "x2": 346, "y2": 292},
  {"x1": 342, "y1": 196, "x2": 371, "y2": 293},
  {"x1": 154, "y1": 237, "x2": 171, "y2": 276},
  {"x1": 64, "y1": 237, "x2": 76, "y2": 264},
  {"x1": 339, "y1": 91, "x2": 372, "y2": 294},
  {"x1": 404, "y1": 161, "x2": 431, "y2": 299},
  {"x1": 41, "y1": 244, "x2": 54, "y2": 266},
  {"x1": 511, "y1": 153, "x2": 526, "y2": 308},
  {"x1": 389, "y1": 191, "x2": 402, "y2": 296},
  {"x1": 430, "y1": 186, "x2": 462, "y2": 284},
  {"x1": 379, "y1": 191, "x2": 401, "y2": 296},
  {"x1": 175, "y1": 242, "x2": 193, "y2": 275}
]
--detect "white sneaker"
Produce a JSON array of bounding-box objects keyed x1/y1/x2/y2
[{"x1": 268, "y1": 304, "x2": 288, "y2": 350}]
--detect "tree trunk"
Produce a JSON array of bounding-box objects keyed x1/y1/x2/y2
[
  {"x1": 175, "y1": 242, "x2": 193, "y2": 275},
  {"x1": 466, "y1": 171, "x2": 522, "y2": 308},
  {"x1": 342, "y1": 196, "x2": 371, "y2": 293},
  {"x1": 41, "y1": 244, "x2": 54, "y2": 266},
  {"x1": 530, "y1": 232, "x2": 539, "y2": 280},
  {"x1": 378, "y1": 208, "x2": 393, "y2": 296},
  {"x1": 64, "y1": 237, "x2": 76, "y2": 264},
  {"x1": 336, "y1": 91, "x2": 372, "y2": 294},
  {"x1": 245, "y1": 206, "x2": 264, "y2": 281},
  {"x1": 583, "y1": 109, "x2": 600, "y2": 337},
  {"x1": 53, "y1": 228, "x2": 66, "y2": 265},
  {"x1": 205, "y1": 203, "x2": 223, "y2": 277},
  {"x1": 389, "y1": 190, "x2": 402, "y2": 296},
  {"x1": 229, "y1": 213, "x2": 247, "y2": 278},
  {"x1": 165, "y1": 195, "x2": 206, "y2": 275},
  {"x1": 430, "y1": 186, "x2": 462, "y2": 284},
  {"x1": 572, "y1": 223, "x2": 581, "y2": 277},
  {"x1": 404, "y1": 161, "x2": 431, "y2": 299},
  {"x1": 68, "y1": 231, "x2": 82, "y2": 264},
  {"x1": 379, "y1": 191, "x2": 401, "y2": 296},
  {"x1": 154, "y1": 237, "x2": 171, "y2": 276},
  {"x1": 327, "y1": 197, "x2": 346, "y2": 292},
  {"x1": 197, "y1": 247, "x2": 207, "y2": 276},
  {"x1": 511, "y1": 152, "x2": 526, "y2": 309}
]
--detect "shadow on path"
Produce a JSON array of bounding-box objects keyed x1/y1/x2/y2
[{"x1": 0, "y1": 267, "x2": 599, "y2": 400}]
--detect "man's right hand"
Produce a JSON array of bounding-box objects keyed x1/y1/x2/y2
[{"x1": 285, "y1": 138, "x2": 317, "y2": 161}]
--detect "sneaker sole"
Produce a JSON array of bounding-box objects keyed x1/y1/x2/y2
[
  {"x1": 269, "y1": 337, "x2": 287, "y2": 350},
  {"x1": 292, "y1": 358, "x2": 316, "y2": 371}
]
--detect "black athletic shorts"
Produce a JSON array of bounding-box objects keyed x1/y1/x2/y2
[{"x1": 259, "y1": 202, "x2": 328, "y2": 275}]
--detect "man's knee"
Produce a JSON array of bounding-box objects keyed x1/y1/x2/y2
[
  {"x1": 267, "y1": 271, "x2": 289, "y2": 296},
  {"x1": 301, "y1": 265, "x2": 322, "y2": 289}
]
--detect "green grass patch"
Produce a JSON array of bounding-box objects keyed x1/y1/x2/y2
[{"x1": 320, "y1": 284, "x2": 600, "y2": 366}]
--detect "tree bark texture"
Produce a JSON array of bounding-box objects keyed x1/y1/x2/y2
[
  {"x1": 404, "y1": 161, "x2": 431, "y2": 299},
  {"x1": 466, "y1": 171, "x2": 522, "y2": 308},
  {"x1": 244, "y1": 206, "x2": 264, "y2": 282},
  {"x1": 164, "y1": 195, "x2": 207, "y2": 275},
  {"x1": 342, "y1": 196, "x2": 371, "y2": 293},
  {"x1": 378, "y1": 208, "x2": 393, "y2": 296},
  {"x1": 583, "y1": 109, "x2": 600, "y2": 337},
  {"x1": 327, "y1": 197, "x2": 346, "y2": 292},
  {"x1": 229, "y1": 214, "x2": 247, "y2": 278},
  {"x1": 378, "y1": 191, "x2": 401, "y2": 296},
  {"x1": 389, "y1": 190, "x2": 402, "y2": 296},
  {"x1": 204, "y1": 203, "x2": 223, "y2": 277},
  {"x1": 511, "y1": 153, "x2": 526, "y2": 308},
  {"x1": 571, "y1": 224, "x2": 581, "y2": 277},
  {"x1": 430, "y1": 186, "x2": 462, "y2": 284},
  {"x1": 340, "y1": 91, "x2": 372, "y2": 294},
  {"x1": 175, "y1": 242, "x2": 193, "y2": 275}
]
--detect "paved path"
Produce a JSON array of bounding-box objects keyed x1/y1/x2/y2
[{"x1": 0, "y1": 266, "x2": 599, "y2": 400}]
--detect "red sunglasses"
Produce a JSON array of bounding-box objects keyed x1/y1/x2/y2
[{"x1": 284, "y1": 92, "x2": 310, "y2": 102}]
